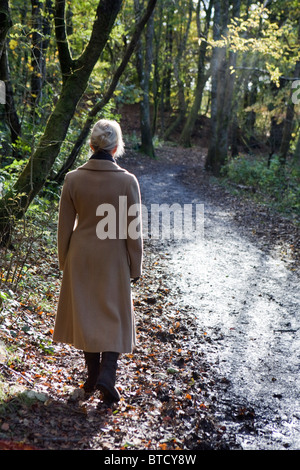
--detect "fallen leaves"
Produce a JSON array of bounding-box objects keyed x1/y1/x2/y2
[
  {"x1": 0, "y1": 150, "x2": 247, "y2": 451},
  {"x1": 0, "y1": 239, "x2": 236, "y2": 450},
  {"x1": 0, "y1": 439, "x2": 39, "y2": 450}
]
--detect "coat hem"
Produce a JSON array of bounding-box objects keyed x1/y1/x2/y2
[{"x1": 52, "y1": 338, "x2": 136, "y2": 354}]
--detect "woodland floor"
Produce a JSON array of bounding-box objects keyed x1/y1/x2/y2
[{"x1": 0, "y1": 141, "x2": 299, "y2": 453}]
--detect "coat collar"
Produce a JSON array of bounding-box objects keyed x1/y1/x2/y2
[{"x1": 77, "y1": 159, "x2": 126, "y2": 172}]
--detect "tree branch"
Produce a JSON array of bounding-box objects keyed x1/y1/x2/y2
[
  {"x1": 54, "y1": 0, "x2": 73, "y2": 80},
  {"x1": 0, "y1": 0, "x2": 125, "y2": 245},
  {"x1": 75, "y1": 0, "x2": 124, "y2": 73},
  {"x1": 54, "y1": 0, "x2": 158, "y2": 183}
]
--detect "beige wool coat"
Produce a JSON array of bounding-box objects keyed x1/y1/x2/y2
[{"x1": 53, "y1": 158, "x2": 143, "y2": 353}]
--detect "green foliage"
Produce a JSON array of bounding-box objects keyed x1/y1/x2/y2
[
  {"x1": 210, "y1": 5, "x2": 299, "y2": 84},
  {"x1": 0, "y1": 0, "x2": 299, "y2": 217},
  {"x1": 0, "y1": 158, "x2": 27, "y2": 193},
  {"x1": 223, "y1": 155, "x2": 300, "y2": 219}
]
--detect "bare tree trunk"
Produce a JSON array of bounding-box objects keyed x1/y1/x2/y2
[
  {"x1": 293, "y1": 130, "x2": 300, "y2": 166},
  {"x1": 180, "y1": 0, "x2": 213, "y2": 147},
  {"x1": 205, "y1": 0, "x2": 240, "y2": 175},
  {"x1": 163, "y1": 0, "x2": 193, "y2": 141},
  {"x1": 0, "y1": 0, "x2": 21, "y2": 156},
  {"x1": 278, "y1": 69, "x2": 300, "y2": 166},
  {"x1": 157, "y1": 3, "x2": 174, "y2": 137},
  {"x1": 278, "y1": 19, "x2": 300, "y2": 166},
  {"x1": 151, "y1": 0, "x2": 163, "y2": 136},
  {"x1": 134, "y1": 0, "x2": 155, "y2": 158},
  {"x1": 162, "y1": 4, "x2": 174, "y2": 114},
  {"x1": 205, "y1": 0, "x2": 226, "y2": 174},
  {"x1": 29, "y1": 0, "x2": 52, "y2": 114}
]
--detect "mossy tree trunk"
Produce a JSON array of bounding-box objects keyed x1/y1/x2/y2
[
  {"x1": 0, "y1": 0, "x2": 123, "y2": 244},
  {"x1": 54, "y1": 0, "x2": 157, "y2": 184}
]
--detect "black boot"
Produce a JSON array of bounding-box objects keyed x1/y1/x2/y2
[
  {"x1": 96, "y1": 352, "x2": 120, "y2": 403},
  {"x1": 83, "y1": 351, "x2": 100, "y2": 393}
]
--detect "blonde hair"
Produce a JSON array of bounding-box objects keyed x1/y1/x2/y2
[{"x1": 90, "y1": 119, "x2": 125, "y2": 157}]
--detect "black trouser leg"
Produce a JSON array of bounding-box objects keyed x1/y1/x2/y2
[
  {"x1": 83, "y1": 351, "x2": 100, "y2": 393},
  {"x1": 96, "y1": 351, "x2": 120, "y2": 403}
]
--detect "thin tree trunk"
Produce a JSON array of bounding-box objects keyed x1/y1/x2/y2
[
  {"x1": 0, "y1": 0, "x2": 21, "y2": 157},
  {"x1": 180, "y1": 0, "x2": 213, "y2": 147},
  {"x1": 278, "y1": 19, "x2": 300, "y2": 166},
  {"x1": 54, "y1": 0, "x2": 157, "y2": 183},
  {"x1": 134, "y1": 0, "x2": 155, "y2": 158},
  {"x1": 218, "y1": 48, "x2": 238, "y2": 160},
  {"x1": 205, "y1": 0, "x2": 225, "y2": 174},
  {"x1": 0, "y1": 43, "x2": 21, "y2": 153},
  {"x1": 205, "y1": 0, "x2": 240, "y2": 175},
  {"x1": 151, "y1": 0, "x2": 163, "y2": 136},
  {"x1": 164, "y1": 6, "x2": 174, "y2": 113},
  {"x1": 278, "y1": 71, "x2": 299, "y2": 166},
  {"x1": 163, "y1": 0, "x2": 193, "y2": 141},
  {"x1": 29, "y1": 0, "x2": 52, "y2": 114},
  {"x1": 293, "y1": 130, "x2": 300, "y2": 166}
]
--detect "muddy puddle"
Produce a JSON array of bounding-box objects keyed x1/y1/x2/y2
[{"x1": 137, "y1": 163, "x2": 300, "y2": 450}]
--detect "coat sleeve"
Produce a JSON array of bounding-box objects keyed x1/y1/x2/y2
[
  {"x1": 57, "y1": 175, "x2": 77, "y2": 270},
  {"x1": 126, "y1": 175, "x2": 143, "y2": 278}
]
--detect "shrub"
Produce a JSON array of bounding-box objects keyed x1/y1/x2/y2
[{"x1": 223, "y1": 155, "x2": 300, "y2": 218}]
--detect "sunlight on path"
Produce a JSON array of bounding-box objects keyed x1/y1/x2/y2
[{"x1": 138, "y1": 165, "x2": 300, "y2": 450}]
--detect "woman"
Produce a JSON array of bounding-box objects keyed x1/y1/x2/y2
[{"x1": 53, "y1": 119, "x2": 143, "y2": 403}]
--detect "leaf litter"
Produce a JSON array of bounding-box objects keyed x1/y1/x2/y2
[
  {"x1": 0, "y1": 145, "x2": 299, "y2": 450},
  {"x1": 0, "y1": 236, "x2": 239, "y2": 450}
]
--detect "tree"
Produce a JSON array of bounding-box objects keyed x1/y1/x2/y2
[
  {"x1": 0, "y1": 0, "x2": 11, "y2": 58},
  {"x1": 205, "y1": 0, "x2": 231, "y2": 175},
  {"x1": 0, "y1": 38, "x2": 21, "y2": 151},
  {"x1": 163, "y1": 0, "x2": 193, "y2": 141},
  {"x1": 179, "y1": 0, "x2": 213, "y2": 147},
  {"x1": 204, "y1": 1, "x2": 299, "y2": 175},
  {"x1": 0, "y1": 0, "x2": 21, "y2": 153},
  {"x1": 294, "y1": 130, "x2": 300, "y2": 165},
  {"x1": 0, "y1": 0, "x2": 124, "y2": 244},
  {"x1": 54, "y1": 0, "x2": 158, "y2": 183},
  {"x1": 278, "y1": 18, "x2": 300, "y2": 166},
  {"x1": 29, "y1": 0, "x2": 52, "y2": 115},
  {"x1": 134, "y1": 0, "x2": 155, "y2": 158}
]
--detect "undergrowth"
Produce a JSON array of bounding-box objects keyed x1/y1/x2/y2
[
  {"x1": 0, "y1": 188, "x2": 60, "y2": 401},
  {"x1": 221, "y1": 154, "x2": 300, "y2": 222}
]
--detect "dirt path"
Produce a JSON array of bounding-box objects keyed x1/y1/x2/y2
[
  {"x1": 1, "y1": 145, "x2": 299, "y2": 451},
  {"x1": 124, "y1": 147, "x2": 300, "y2": 450}
]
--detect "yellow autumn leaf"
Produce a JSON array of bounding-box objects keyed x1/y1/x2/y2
[{"x1": 9, "y1": 39, "x2": 18, "y2": 50}]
